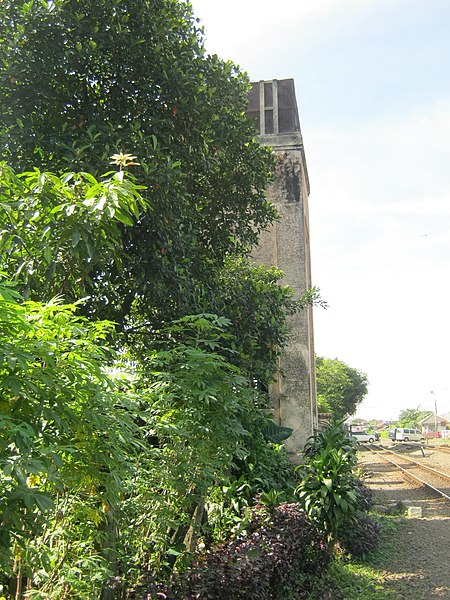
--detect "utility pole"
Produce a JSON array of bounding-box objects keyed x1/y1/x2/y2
[{"x1": 431, "y1": 390, "x2": 438, "y2": 433}]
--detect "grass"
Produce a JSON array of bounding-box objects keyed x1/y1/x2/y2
[
  {"x1": 293, "y1": 515, "x2": 404, "y2": 600},
  {"x1": 315, "y1": 560, "x2": 392, "y2": 599}
]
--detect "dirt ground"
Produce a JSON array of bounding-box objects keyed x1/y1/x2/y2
[{"x1": 358, "y1": 444, "x2": 450, "y2": 599}]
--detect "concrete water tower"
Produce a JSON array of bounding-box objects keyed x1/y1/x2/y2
[{"x1": 248, "y1": 79, "x2": 317, "y2": 455}]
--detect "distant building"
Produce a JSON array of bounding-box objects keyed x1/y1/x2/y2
[
  {"x1": 419, "y1": 412, "x2": 449, "y2": 434},
  {"x1": 247, "y1": 79, "x2": 317, "y2": 455}
]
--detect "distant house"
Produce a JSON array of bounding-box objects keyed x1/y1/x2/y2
[
  {"x1": 418, "y1": 413, "x2": 449, "y2": 436},
  {"x1": 346, "y1": 418, "x2": 369, "y2": 433},
  {"x1": 376, "y1": 421, "x2": 395, "y2": 432}
]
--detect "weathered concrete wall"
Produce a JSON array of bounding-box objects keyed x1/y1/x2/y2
[{"x1": 249, "y1": 80, "x2": 317, "y2": 456}]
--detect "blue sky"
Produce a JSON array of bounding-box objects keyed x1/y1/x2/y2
[{"x1": 190, "y1": 0, "x2": 450, "y2": 420}]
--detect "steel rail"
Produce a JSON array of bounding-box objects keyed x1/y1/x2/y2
[
  {"x1": 421, "y1": 444, "x2": 450, "y2": 455},
  {"x1": 374, "y1": 446, "x2": 450, "y2": 482},
  {"x1": 366, "y1": 445, "x2": 450, "y2": 502},
  {"x1": 382, "y1": 441, "x2": 450, "y2": 454}
]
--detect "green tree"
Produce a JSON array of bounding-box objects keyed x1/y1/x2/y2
[
  {"x1": 0, "y1": 162, "x2": 148, "y2": 300},
  {"x1": 125, "y1": 256, "x2": 321, "y2": 391},
  {"x1": 0, "y1": 282, "x2": 293, "y2": 595},
  {"x1": 0, "y1": 282, "x2": 147, "y2": 595},
  {"x1": 0, "y1": 0, "x2": 321, "y2": 591},
  {"x1": 0, "y1": 0, "x2": 320, "y2": 392},
  {"x1": 0, "y1": 159, "x2": 305, "y2": 593},
  {"x1": 316, "y1": 356, "x2": 368, "y2": 419},
  {"x1": 0, "y1": 0, "x2": 276, "y2": 327},
  {"x1": 397, "y1": 408, "x2": 431, "y2": 428},
  {"x1": 0, "y1": 161, "x2": 317, "y2": 404}
]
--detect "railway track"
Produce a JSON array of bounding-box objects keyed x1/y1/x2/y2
[
  {"x1": 366, "y1": 444, "x2": 450, "y2": 501},
  {"x1": 385, "y1": 441, "x2": 450, "y2": 455},
  {"x1": 421, "y1": 443, "x2": 450, "y2": 455}
]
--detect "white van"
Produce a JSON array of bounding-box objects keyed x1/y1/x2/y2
[{"x1": 392, "y1": 428, "x2": 424, "y2": 442}]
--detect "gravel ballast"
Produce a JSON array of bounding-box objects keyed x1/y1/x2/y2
[{"x1": 359, "y1": 444, "x2": 450, "y2": 599}]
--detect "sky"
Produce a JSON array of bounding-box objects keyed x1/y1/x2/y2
[{"x1": 189, "y1": 0, "x2": 450, "y2": 421}]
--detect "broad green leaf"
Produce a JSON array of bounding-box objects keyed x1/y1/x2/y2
[{"x1": 263, "y1": 420, "x2": 294, "y2": 443}]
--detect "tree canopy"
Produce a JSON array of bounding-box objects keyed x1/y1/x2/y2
[
  {"x1": 0, "y1": 0, "x2": 305, "y2": 390},
  {"x1": 0, "y1": 0, "x2": 326, "y2": 392},
  {"x1": 397, "y1": 408, "x2": 431, "y2": 428},
  {"x1": 0, "y1": 0, "x2": 276, "y2": 327},
  {"x1": 0, "y1": 0, "x2": 316, "y2": 594},
  {"x1": 315, "y1": 356, "x2": 368, "y2": 419},
  {"x1": 0, "y1": 164, "x2": 298, "y2": 594}
]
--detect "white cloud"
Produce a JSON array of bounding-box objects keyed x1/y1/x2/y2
[
  {"x1": 308, "y1": 100, "x2": 450, "y2": 419},
  {"x1": 191, "y1": 0, "x2": 382, "y2": 71},
  {"x1": 190, "y1": 0, "x2": 450, "y2": 420},
  {"x1": 307, "y1": 100, "x2": 450, "y2": 214}
]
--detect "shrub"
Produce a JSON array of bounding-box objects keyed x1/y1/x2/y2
[
  {"x1": 296, "y1": 423, "x2": 360, "y2": 539},
  {"x1": 339, "y1": 514, "x2": 381, "y2": 558},
  {"x1": 143, "y1": 503, "x2": 330, "y2": 599},
  {"x1": 302, "y1": 421, "x2": 357, "y2": 461},
  {"x1": 351, "y1": 478, "x2": 374, "y2": 512}
]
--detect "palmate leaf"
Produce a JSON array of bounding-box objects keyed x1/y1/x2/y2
[
  {"x1": 262, "y1": 420, "x2": 293, "y2": 443},
  {"x1": 0, "y1": 279, "x2": 22, "y2": 302}
]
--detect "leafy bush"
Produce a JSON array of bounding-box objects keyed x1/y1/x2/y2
[
  {"x1": 203, "y1": 409, "x2": 298, "y2": 546},
  {"x1": 296, "y1": 423, "x2": 360, "y2": 539},
  {"x1": 351, "y1": 478, "x2": 374, "y2": 512},
  {"x1": 339, "y1": 515, "x2": 381, "y2": 557},
  {"x1": 302, "y1": 421, "x2": 357, "y2": 461},
  {"x1": 144, "y1": 503, "x2": 330, "y2": 599},
  {"x1": 296, "y1": 424, "x2": 381, "y2": 560},
  {"x1": 0, "y1": 287, "x2": 300, "y2": 596},
  {"x1": 0, "y1": 284, "x2": 146, "y2": 596}
]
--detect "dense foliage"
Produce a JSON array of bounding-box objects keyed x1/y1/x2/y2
[
  {"x1": 145, "y1": 503, "x2": 330, "y2": 599},
  {"x1": 315, "y1": 356, "x2": 369, "y2": 419},
  {"x1": 0, "y1": 0, "x2": 276, "y2": 330},
  {"x1": 296, "y1": 421, "x2": 380, "y2": 559},
  {"x1": 339, "y1": 514, "x2": 381, "y2": 558},
  {"x1": 0, "y1": 162, "x2": 148, "y2": 300},
  {"x1": 0, "y1": 1, "x2": 330, "y2": 596},
  {"x1": 397, "y1": 408, "x2": 431, "y2": 428},
  {"x1": 0, "y1": 0, "x2": 309, "y2": 392},
  {"x1": 0, "y1": 162, "x2": 320, "y2": 596},
  {"x1": 0, "y1": 284, "x2": 298, "y2": 597},
  {"x1": 0, "y1": 285, "x2": 140, "y2": 596}
]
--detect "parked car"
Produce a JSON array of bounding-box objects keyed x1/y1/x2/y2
[
  {"x1": 389, "y1": 428, "x2": 424, "y2": 442},
  {"x1": 350, "y1": 431, "x2": 376, "y2": 443}
]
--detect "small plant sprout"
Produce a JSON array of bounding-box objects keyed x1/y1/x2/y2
[{"x1": 109, "y1": 153, "x2": 140, "y2": 169}]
